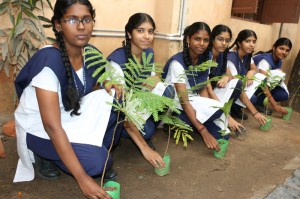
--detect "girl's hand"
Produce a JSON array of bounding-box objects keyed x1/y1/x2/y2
[
  {"x1": 199, "y1": 128, "x2": 220, "y2": 151},
  {"x1": 274, "y1": 105, "x2": 288, "y2": 115},
  {"x1": 253, "y1": 112, "x2": 267, "y2": 125},
  {"x1": 77, "y1": 174, "x2": 112, "y2": 199},
  {"x1": 246, "y1": 70, "x2": 255, "y2": 87},
  {"x1": 228, "y1": 116, "x2": 244, "y2": 133},
  {"x1": 141, "y1": 146, "x2": 165, "y2": 168},
  {"x1": 217, "y1": 76, "x2": 229, "y2": 88},
  {"x1": 103, "y1": 80, "x2": 123, "y2": 100}
]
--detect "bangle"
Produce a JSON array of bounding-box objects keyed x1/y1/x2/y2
[
  {"x1": 198, "y1": 125, "x2": 205, "y2": 132},
  {"x1": 252, "y1": 111, "x2": 259, "y2": 116}
]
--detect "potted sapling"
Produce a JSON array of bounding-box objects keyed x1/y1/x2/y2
[
  {"x1": 155, "y1": 115, "x2": 192, "y2": 176},
  {"x1": 212, "y1": 99, "x2": 234, "y2": 159},
  {"x1": 267, "y1": 69, "x2": 292, "y2": 120},
  {"x1": 256, "y1": 70, "x2": 284, "y2": 131}
]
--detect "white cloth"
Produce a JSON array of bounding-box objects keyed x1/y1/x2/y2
[
  {"x1": 108, "y1": 60, "x2": 169, "y2": 121},
  {"x1": 14, "y1": 67, "x2": 114, "y2": 182},
  {"x1": 235, "y1": 73, "x2": 266, "y2": 107},
  {"x1": 257, "y1": 60, "x2": 289, "y2": 94},
  {"x1": 164, "y1": 60, "x2": 229, "y2": 133},
  {"x1": 214, "y1": 79, "x2": 239, "y2": 105}
]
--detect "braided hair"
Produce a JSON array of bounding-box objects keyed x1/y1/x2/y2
[
  {"x1": 123, "y1": 13, "x2": 156, "y2": 62},
  {"x1": 51, "y1": 0, "x2": 95, "y2": 116},
  {"x1": 182, "y1": 22, "x2": 212, "y2": 67},
  {"x1": 211, "y1": 24, "x2": 232, "y2": 76},
  {"x1": 229, "y1": 29, "x2": 257, "y2": 71}
]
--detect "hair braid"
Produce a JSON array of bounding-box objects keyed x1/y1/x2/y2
[
  {"x1": 53, "y1": 28, "x2": 81, "y2": 116},
  {"x1": 182, "y1": 33, "x2": 192, "y2": 67},
  {"x1": 122, "y1": 34, "x2": 133, "y2": 63},
  {"x1": 221, "y1": 48, "x2": 229, "y2": 74}
]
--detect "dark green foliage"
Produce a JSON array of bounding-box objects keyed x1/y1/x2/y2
[{"x1": 0, "y1": 0, "x2": 53, "y2": 78}]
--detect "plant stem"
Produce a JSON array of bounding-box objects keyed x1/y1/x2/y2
[
  {"x1": 164, "y1": 125, "x2": 171, "y2": 157},
  {"x1": 100, "y1": 111, "x2": 123, "y2": 188}
]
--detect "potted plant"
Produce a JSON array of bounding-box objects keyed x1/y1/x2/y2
[
  {"x1": 256, "y1": 70, "x2": 284, "y2": 131},
  {"x1": 154, "y1": 115, "x2": 192, "y2": 176},
  {"x1": 212, "y1": 99, "x2": 234, "y2": 159}
]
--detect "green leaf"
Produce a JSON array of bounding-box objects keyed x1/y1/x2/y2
[
  {"x1": 46, "y1": 36, "x2": 56, "y2": 43},
  {"x1": 1, "y1": 42, "x2": 8, "y2": 60},
  {"x1": 14, "y1": 20, "x2": 26, "y2": 36},
  {"x1": 0, "y1": 29, "x2": 8, "y2": 37},
  {"x1": 9, "y1": 13, "x2": 15, "y2": 26},
  {"x1": 45, "y1": 0, "x2": 53, "y2": 10},
  {"x1": 38, "y1": 15, "x2": 51, "y2": 23},
  {"x1": 22, "y1": 6, "x2": 38, "y2": 19},
  {"x1": 0, "y1": 2, "x2": 8, "y2": 15},
  {"x1": 42, "y1": 24, "x2": 52, "y2": 28}
]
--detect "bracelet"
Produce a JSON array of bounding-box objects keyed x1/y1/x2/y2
[
  {"x1": 252, "y1": 111, "x2": 259, "y2": 116},
  {"x1": 198, "y1": 125, "x2": 205, "y2": 132}
]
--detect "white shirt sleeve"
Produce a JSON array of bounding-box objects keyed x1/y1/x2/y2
[
  {"x1": 31, "y1": 67, "x2": 59, "y2": 92},
  {"x1": 257, "y1": 59, "x2": 271, "y2": 72},
  {"x1": 167, "y1": 60, "x2": 187, "y2": 84},
  {"x1": 227, "y1": 60, "x2": 238, "y2": 76},
  {"x1": 250, "y1": 57, "x2": 254, "y2": 65}
]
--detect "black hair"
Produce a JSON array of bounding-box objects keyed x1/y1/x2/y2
[
  {"x1": 256, "y1": 37, "x2": 293, "y2": 55},
  {"x1": 123, "y1": 13, "x2": 156, "y2": 62},
  {"x1": 51, "y1": 0, "x2": 95, "y2": 116},
  {"x1": 229, "y1": 29, "x2": 257, "y2": 71},
  {"x1": 211, "y1": 24, "x2": 232, "y2": 75},
  {"x1": 182, "y1": 22, "x2": 212, "y2": 67}
]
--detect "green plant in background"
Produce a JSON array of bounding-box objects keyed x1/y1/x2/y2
[{"x1": 0, "y1": 0, "x2": 53, "y2": 78}]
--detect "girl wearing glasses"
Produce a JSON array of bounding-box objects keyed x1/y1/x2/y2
[
  {"x1": 227, "y1": 30, "x2": 288, "y2": 119},
  {"x1": 163, "y1": 22, "x2": 241, "y2": 151},
  {"x1": 252, "y1": 38, "x2": 292, "y2": 115},
  {"x1": 211, "y1": 25, "x2": 267, "y2": 127},
  {"x1": 14, "y1": 1, "x2": 119, "y2": 198},
  {"x1": 107, "y1": 13, "x2": 174, "y2": 168}
]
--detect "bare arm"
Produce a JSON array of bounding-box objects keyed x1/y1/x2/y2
[
  {"x1": 175, "y1": 83, "x2": 220, "y2": 151},
  {"x1": 246, "y1": 63, "x2": 258, "y2": 86},
  {"x1": 239, "y1": 92, "x2": 267, "y2": 125},
  {"x1": 35, "y1": 88, "x2": 111, "y2": 199},
  {"x1": 263, "y1": 87, "x2": 288, "y2": 115},
  {"x1": 217, "y1": 68, "x2": 233, "y2": 88},
  {"x1": 123, "y1": 121, "x2": 164, "y2": 168},
  {"x1": 206, "y1": 84, "x2": 219, "y2": 101}
]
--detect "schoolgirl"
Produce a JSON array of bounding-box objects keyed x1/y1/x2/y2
[
  {"x1": 14, "y1": 1, "x2": 120, "y2": 198},
  {"x1": 212, "y1": 25, "x2": 266, "y2": 125},
  {"x1": 107, "y1": 13, "x2": 174, "y2": 168},
  {"x1": 253, "y1": 37, "x2": 292, "y2": 115},
  {"x1": 163, "y1": 22, "x2": 241, "y2": 150}
]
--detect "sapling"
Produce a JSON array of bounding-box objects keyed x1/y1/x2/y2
[{"x1": 85, "y1": 47, "x2": 189, "y2": 183}]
